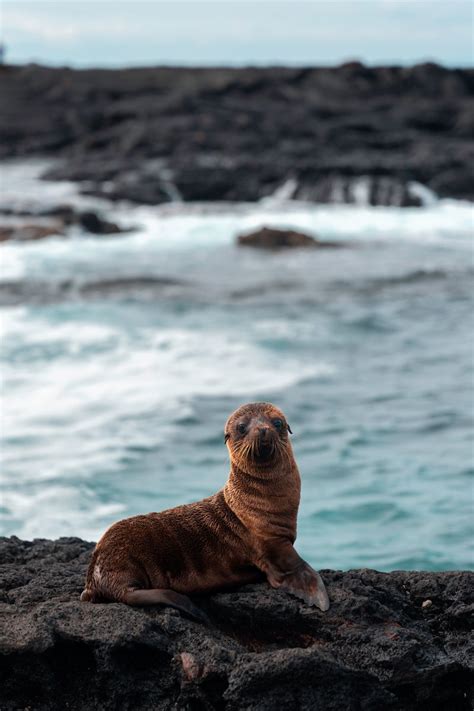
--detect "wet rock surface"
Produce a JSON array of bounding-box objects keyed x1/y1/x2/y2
[
  {"x1": 0, "y1": 537, "x2": 472, "y2": 710},
  {"x1": 237, "y1": 226, "x2": 343, "y2": 249},
  {"x1": 76, "y1": 210, "x2": 124, "y2": 235},
  {"x1": 0, "y1": 206, "x2": 129, "y2": 241},
  {"x1": 0, "y1": 223, "x2": 64, "y2": 242},
  {"x1": 0, "y1": 62, "x2": 472, "y2": 206}
]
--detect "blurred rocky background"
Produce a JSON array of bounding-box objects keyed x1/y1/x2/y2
[{"x1": 0, "y1": 61, "x2": 473, "y2": 208}]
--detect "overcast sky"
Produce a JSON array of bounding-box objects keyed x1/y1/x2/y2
[{"x1": 1, "y1": 0, "x2": 472, "y2": 68}]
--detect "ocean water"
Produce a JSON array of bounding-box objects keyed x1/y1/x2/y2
[{"x1": 0, "y1": 160, "x2": 473, "y2": 571}]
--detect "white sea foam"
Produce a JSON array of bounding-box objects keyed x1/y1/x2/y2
[
  {"x1": 1, "y1": 160, "x2": 473, "y2": 565},
  {"x1": 408, "y1": 181, "x2": 438, "y2": 206},
  {"x1": 1, "y1": 485, "x2": 127, "y2": 540},
  {"x1": 0, "y1": 159, "x2": 110, "y2": 213},
  {"x1": 1, "y1": 199, "x2": 472, "y2": 285},
  {"x1": 350, "y1": 177, "x2": 372, "y2": 206},
  {"x1": 2, "y1": 198, "x2": 473, "y2": 275},
  {"x1": 271, "y1": 177, "x2": 299, "y2": 201},
  {"x1": 1, "y1": 309, "x2": 334, "y2": 487}
]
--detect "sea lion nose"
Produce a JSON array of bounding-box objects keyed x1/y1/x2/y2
[{"x1": 258, "y1": 426, "x2": 270, "y2": 440}]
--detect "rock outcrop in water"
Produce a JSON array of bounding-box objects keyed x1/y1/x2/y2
[
  {"x1": 0, "y1": 223, "x2": 64, "y2": 242},
  {"x1": 236, "y1": 226, "x2": 345, "y2": 249},
  {"x1": 0, "y1": 537, "x2": 472, "y2": 710},
  {"x1": 0, "y1": 62, "x2": 473, "y2": 206},
  {"x1": 238, "y1": 226, "x2": 322, "y2": 249},
  {"x1": 0, "y1": 207, "x2": 128, "y2": 242}
]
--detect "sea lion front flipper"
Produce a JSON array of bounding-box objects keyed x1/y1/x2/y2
[
  {"x1": 278, "y1": 564, "x2": 330, "y2": 612},
  {"x1": 258, "y1": 541, "x2": 330, "y2": 612},
  {"x1": 124, "y1": 588, "x2": 210, "y2": 624}
]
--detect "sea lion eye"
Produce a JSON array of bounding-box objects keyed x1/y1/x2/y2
[
  {"x1": 237, "y1": 422, "x2": 247, "y2": 434},
  {"x1": 272, "y1": 418, "x2": 283, "y2": 429}
]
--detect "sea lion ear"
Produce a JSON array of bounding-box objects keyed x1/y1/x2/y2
[
  {"x1": 287, "y1": 424, "x2": 293, "y2": 434},
  {"x1": 224, "y1": 432, "x2": 230, "y2": 443}
]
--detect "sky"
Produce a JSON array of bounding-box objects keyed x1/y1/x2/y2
[{"x1": 0, "y1": 0, "x2": 473, "y2": 68}]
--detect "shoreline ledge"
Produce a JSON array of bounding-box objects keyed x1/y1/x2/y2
[
  {"x1": 1, "y1": 63, "x2": 473, "y2": 206},
  {"x1": 0, "y1": 536, "x2": 472, "y2": 710}
]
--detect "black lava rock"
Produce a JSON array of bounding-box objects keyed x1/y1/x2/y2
[
  {"x1": 77, "y1": 210, "x2": 122, "y2": 234},
  {"x1": 0, "y1": 63, "x2": 472, "y2": 206},
  {"x1": 0, "y1": 536, "x2": 472, "y2": 710},
  {"x1": 236, "y1": 226, "x2": 344, "y2": 249}
]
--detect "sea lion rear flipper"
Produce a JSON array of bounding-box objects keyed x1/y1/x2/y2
[{"x1": 124, "y1": 588, "x2": 209, "y2": 624}]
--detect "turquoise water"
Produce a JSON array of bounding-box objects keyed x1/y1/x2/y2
[{"x1": 1, "y1": 161, "x2": 473, "y2": 571}]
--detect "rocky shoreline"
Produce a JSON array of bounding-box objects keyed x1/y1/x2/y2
[
  {"x1": 0, "y1": 537, "x2": 472, "y2": 710},
  {"x1": 0, "y1": 62, "x2": 473, "y2": 207}
]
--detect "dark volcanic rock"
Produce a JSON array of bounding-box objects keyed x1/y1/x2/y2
[
  {"x1": 0, "y1": 537, "x2": 472, "y2": 710},
  {"x1": 77, "y1": 210, "x2": 122, "y2": 234},
  {"x1": 0, "y1": 205, "x2": 77, "y2": 223},
  {"x1": 0, "y1": 207, "x2": 130, "y2": 240},
  {"x1": 0, "y1": 223, "x2": 64, "y2": 242},
  {"x1": 237, "y1": 226, "x2": 342, "y2": 250},
  {"x1": 0, "y1": 63, "x2": 472, "y2": 205}
]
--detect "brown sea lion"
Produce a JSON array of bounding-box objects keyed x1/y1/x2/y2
[{"x1": 80, "y1": 402, "x2": 330, "y2": 620}]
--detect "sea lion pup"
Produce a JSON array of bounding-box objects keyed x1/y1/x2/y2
[{"x1": 81, "y1": 402, "x2": 330, "y2": 620}]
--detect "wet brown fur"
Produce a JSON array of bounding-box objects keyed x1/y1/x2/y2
[{"x1": 81, "y1": 402, "x2": 329, "y2": 618}]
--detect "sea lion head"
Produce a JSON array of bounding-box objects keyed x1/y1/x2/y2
[{"x1": 224, "y1": 402, "x2": 293, "y2": 474}]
